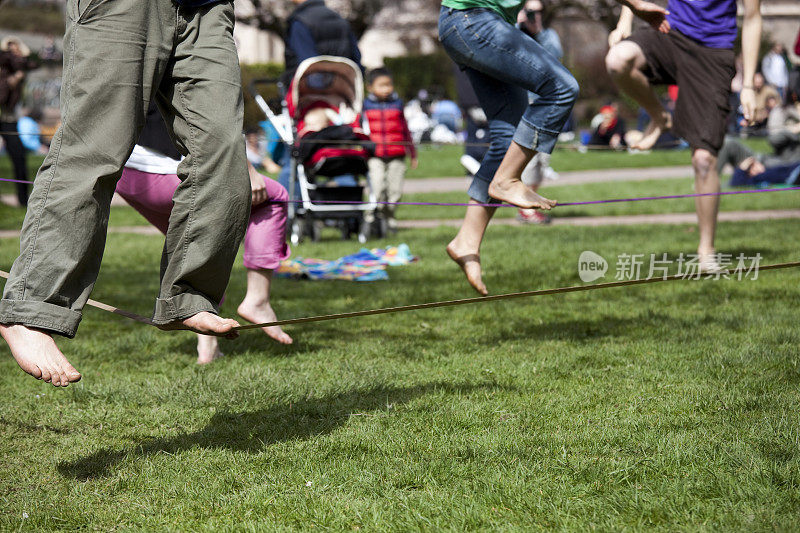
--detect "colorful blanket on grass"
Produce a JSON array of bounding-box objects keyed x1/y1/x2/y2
[{"x1": 276, "y1": 244, "x2": 418, "y2": 281}]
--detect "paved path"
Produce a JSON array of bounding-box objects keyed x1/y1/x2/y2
[
  {"x1": 403, "y1": 165, "x2": 694, "y2": 194},
  {"x1": 1, "y1": 208, "x2": 797, "y2": 240}
]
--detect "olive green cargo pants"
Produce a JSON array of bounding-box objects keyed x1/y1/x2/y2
[{"x1": 0, "y1": 0, "x2": 251, "y2": 337}]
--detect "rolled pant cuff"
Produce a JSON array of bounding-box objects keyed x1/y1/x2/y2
[
  {"x1": 243, "y1": 252, "x2": 288, "y2": 271},
  {"x1": 514, "y1": 119, "x2": 560, "y2": 154},
  {"x1": 467, "y1": 177, "x2": 502, "y2": 205},
  {"x1": 152, "y1": 292, "x2": 219, "y2": 325},
  {"x1": 0, "y1": 299, "x2": 81, "y2": 338}
]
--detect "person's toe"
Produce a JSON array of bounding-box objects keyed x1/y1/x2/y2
[{"x1": 28, "y1": 363, "x2": 43, "y2": 380}]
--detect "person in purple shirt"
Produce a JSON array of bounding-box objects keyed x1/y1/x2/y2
[{"x1": 606, "y1": 0, "x2": 762, "y2": 272}]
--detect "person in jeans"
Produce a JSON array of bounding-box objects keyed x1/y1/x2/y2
[
  {"x1": 0, "y1": 0, "x2": 252, "y2": 387},
  {"x1": 0, "y1": 36, "x2": 39, "y2": 206},
  {"x1": 439, "y1": 0, "x2": 669, "y2": 295},
  {"x1": 515, "y1": 0, "x2": 563, "y2": 225}
]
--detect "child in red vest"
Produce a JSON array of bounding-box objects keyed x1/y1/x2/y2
[{"x1": 363, "y1": 68, "x2": 417, "y2": 234}]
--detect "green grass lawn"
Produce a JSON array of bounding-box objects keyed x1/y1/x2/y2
[
  {"x1": 405, "y1": 138, "x2": 772, "y2": 179},
  {"x1": 1, "y1": 218, "x2": 798, "y2": 529}
]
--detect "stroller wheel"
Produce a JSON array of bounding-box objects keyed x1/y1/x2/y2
[
  {"x1": 358, "y1": 219, "x2": 370, "y2": 243},
  {"x1": 290, "y1": 219, "x2": 303, "y2": 245},
  {"x1": 339, "y1": 220, "x2": 351, "y2": 241},
  {"x1": 309, "y1": 219, "x2": 321, "y2": 242}
]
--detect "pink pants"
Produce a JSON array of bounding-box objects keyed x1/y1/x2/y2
[{"x1": 117, "y1": 168, "x2": 290, "y2": 270}]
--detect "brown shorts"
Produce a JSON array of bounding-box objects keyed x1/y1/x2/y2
[{"x1": 627, "y1": 28, "x2": 735, "y2": 155}]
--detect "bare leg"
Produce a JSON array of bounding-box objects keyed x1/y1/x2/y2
[
  {"x1": 606, "y1": 41, "x2": 671, "y2": 150},
  {"x1": 692, "y1": 148, "x2": 722, "y2": 270},
  {"x1": 237, "y1": 269, "x2": 292, "y2": 344},
  {"x1": 196, "y1": 334, "x2": 223, "y2": 365},
  {"x1": 0, "y1": 325, "x2": 81, "y2": 387},
  {"x1": 487, "y1": 142, "x2": 558, "y2": 209},
  {"x1": 447, "y1": 201, "x2": 498, "y2": 295}
]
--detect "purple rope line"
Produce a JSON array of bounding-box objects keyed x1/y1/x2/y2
[
  {"x1": 0, "y1": 178, "x2": 34, "y2": 185},
  {"x1": 277, "y1": 186, "x2": 800, "y2": 208}
]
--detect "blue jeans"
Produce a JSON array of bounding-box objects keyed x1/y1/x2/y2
[{"x1": 438, "y1": 6, "x2": 578, "y2": 202}]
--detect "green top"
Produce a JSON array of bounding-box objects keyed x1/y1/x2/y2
[{"x1": 441, "y1": 0, "x2": 523, "y2": 24}]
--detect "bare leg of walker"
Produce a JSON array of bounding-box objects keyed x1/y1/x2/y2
[
  {"x1": 237, "y1": 269, "x2": 293, "y2": 344},
  {"x1": 605, "y1": 41, "x2": 671, "y2": 150},
  {"x1": 447, "y1": 202, "x2": 498, "y2": 296},
  {"x1": 692, "y1": 148, "x2": 722, "y2": 271}
]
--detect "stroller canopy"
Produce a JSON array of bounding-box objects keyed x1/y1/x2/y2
[{"x1": 287, "y1": 56, "x2": 364, "y2": 124}]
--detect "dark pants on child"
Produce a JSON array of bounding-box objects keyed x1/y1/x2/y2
[{"x1": 0, "y1": 121, "x2": 29, "y2": 206}]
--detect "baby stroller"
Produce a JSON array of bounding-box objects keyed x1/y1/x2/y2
[{"x1": 250, "y1": 56, "x2": 377, "y2": 244}]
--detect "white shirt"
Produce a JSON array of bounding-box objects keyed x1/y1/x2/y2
[
  {"x1": 124, "y1": 144, "x2": 181, "y2": 175},
  {"x1": 762, "y1": 52, "x2": 788, "y2": 90}
]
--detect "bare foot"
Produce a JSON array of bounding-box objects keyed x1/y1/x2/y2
[
  {"x1": 159, "y1": 311, "x2": 240, "y2": 340},
  {"x1": 446, "y1": 241, "x2": 488, "y2": 296},
  {"x1": 488, "y1": 179, "x2": 557, "y2": 210},
  {"x1": 632, "y1": 111, "x2": 672, "y2": 151},
  {"x1": 698, "y1": 250, "x2": 726, "y2": 274},
  {"x1": 196, "y1": 334, "x2": 224, "y2": 365},
  {"x1": 0, "y1": 324, "x2": 81, "y2": 387},
  {"x1": 237, "y1": 300, "x2": 293, "y2": 344}
]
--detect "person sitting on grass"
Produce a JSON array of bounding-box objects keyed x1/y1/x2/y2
[
  {"x1": 716, "y1": 137, "x2": 800, "y2": 187},
  {"x1": 362, "y1": 67, "x2": 418, "y2": 236},
  {"x1": 589, "y1": 104, "x2": 627, "y2": 150},
  {"x1": 766, "y1": 88, "x2": 800, "y2": 163},
  {"x1": 117, "y1": 104, "x2": 293, "y2": 364},
  {"x1": 245, "y1": 127, "x2": 282, "y2": 175}
]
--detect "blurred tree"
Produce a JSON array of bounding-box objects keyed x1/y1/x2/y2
[
  {"x1": 238, "y1": 0, "x2": 392, "y2": 38},
  {"x1": 545, "y1": 0, "x2": 626, "y2": 30}
]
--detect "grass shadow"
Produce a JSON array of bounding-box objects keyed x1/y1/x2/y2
[{"x1": 59, "y1": 381, "x2": 505, "y2": 480}]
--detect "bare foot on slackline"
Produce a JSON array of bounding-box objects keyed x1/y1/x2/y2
[
  {"x1": 488, "y1": 178, "x2": 557, "y2": 210},
  {"x1": 632, "y1": 111, "x2": 672, "y2": 151},
  {"x1": 159, "y1": 311, "x2": 240, "y2": 339},
  {"x1": 0, "y1": 324, "x2": 82, "y2": 386},
  {"x1": 196, "y1": 334, "x2": 224, "y2": 365},
  {"x1": 237, "y1": 300, "x2": 293, "y2": 345},
  {"x1": 447, "y1": 241, "x2": 489, "y2": 296}
]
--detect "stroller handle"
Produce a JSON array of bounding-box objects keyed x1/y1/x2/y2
[{"x1": 248, "y1": 77, "x2": 285, "y2": 100}]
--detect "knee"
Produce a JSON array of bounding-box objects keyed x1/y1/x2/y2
[
  {"x1": 560, "y1": 73, "x2": 580, "y2": 104},
  {"x1": 692, "y1": 149, "x2": 716, "y2": 176},
  {"x1": 605, "y1": 44, "x2": 634, "y2": 77}
]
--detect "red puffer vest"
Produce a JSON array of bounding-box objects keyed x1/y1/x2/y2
[{"x1": 363, "y1": 94, "x2": 416, "y2": 159}]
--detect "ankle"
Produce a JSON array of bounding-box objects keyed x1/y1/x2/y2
[{"x1": 239, "y1": 296, "x2": 268, "y2": 309}]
